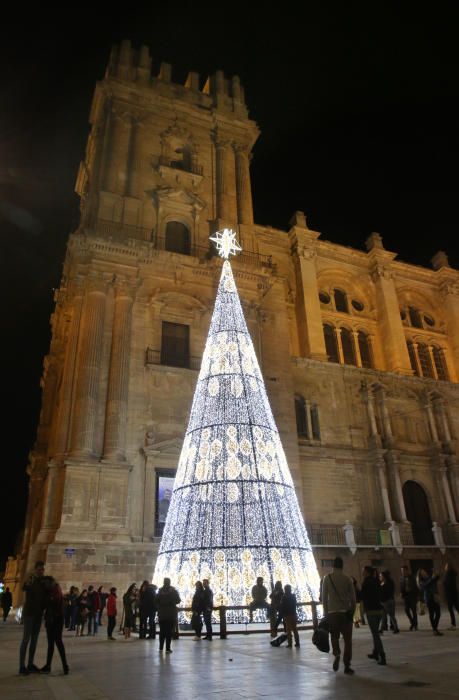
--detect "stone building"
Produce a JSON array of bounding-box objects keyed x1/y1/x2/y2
[{"x1": 13, "y1": 40, "x2": 459, "y2": 601}]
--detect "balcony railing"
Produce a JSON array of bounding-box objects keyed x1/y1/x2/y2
[
  {"x1": 92, "y1": 221, "x2": 275, "y2": 269},
  {"x1": 145, "y1": 347, "x2": 201, "y2": 371},
  {"x1": 307, "y1": 522, "x2": 459, "y2": 550}
]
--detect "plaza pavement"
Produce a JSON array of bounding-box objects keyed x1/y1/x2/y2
[{"x1": 0, "y1": 614, "x2": 458, "y2": 700}]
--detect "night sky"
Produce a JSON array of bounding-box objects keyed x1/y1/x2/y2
[{"x1": 1, "y1": 4, "x2": 458, "y2": 567}]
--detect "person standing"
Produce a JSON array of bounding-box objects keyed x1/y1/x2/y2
[
  {"x1": 1, "y1": 587, "x2": 13, "y2": 622},
  {"x1": 361, "y1": 566, "x2": 386, "y2": 665},
  {"x1": 269, "y1": 581, "x2": 284, "y2": 637},
  {"x1": 321, "y1": 557, "x2": 356, "y2": 675},
  {"x1": 249, "y1": 577, "x2": 270, "y2": 622},
  {"x1": 280, "y1": 584, "x2": 300, "y2": 648},
  {"x1": 122, "y1": 583, "x2": 137, "y2": 639},
  {"x1": 156, "y1": 578, "x2": 181, "y2": 653},
  {"x1": 443, "y1": 563, "x2": 459, "y2": 630},
  {"x1": 139, "y1": 581, "x2": 157, "y2": 639},
  {"x1": 19, "y1": 560, "x2": 47, "y2": 675},
  {"x1": 97, "y1": 586, "x2": 108, "y2": 626},
  {"x1": 191, "y1": 581, "x2": 205, "y2": 640},
  {"x1": 202, "y1": 579, "x2": 213, "y2": 641},
  {"x1": 106, "y1": 587, "x2": 117, "y2": 640},
  {"x1": 417, "y1": 568, "x2": 442, "y2": 636},
  {"x1": 400, "y1": 565, "x2": 418, "y2": 630},
  {"x1": 40, "y1": 577, "x2": 69, "y2": 675},
  {"x1": 379, "y1": 571, "x2": 399, "y2": 633},
  {"x1": 86, "y1": 585, "x2": 100, "y2": 635}
]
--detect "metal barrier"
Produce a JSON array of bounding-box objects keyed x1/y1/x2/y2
[{"x1": 175, "y1": 601, "x2": 320, "y2": 639}]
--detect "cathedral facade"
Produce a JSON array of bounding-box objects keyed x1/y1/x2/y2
[{"x1": 10, "y1": 40, "x2": 459, "y2": 600}]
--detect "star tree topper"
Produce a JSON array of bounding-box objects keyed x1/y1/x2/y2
[{"x1": 209, "y1": 228, "x2": 242, "y2": 259}]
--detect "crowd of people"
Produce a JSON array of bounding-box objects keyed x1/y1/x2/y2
[
  {"x1": 10, "y1": 557, "x2": 459, "y2": 677},
  {"x1": 320, "y1": 557, "x2": 459, "y2": 675}
]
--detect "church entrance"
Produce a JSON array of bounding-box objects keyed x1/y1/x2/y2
[{"x1": 403, "y1": 480, "x2": 434, "y2": 545}]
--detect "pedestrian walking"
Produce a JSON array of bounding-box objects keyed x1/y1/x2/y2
[
  {"x1": 321, "y1": 557, "x2": 356, "y2": 675},
  {"x1": 417, "y1": 568, "x2": 442, "y2": 636},
  {"x1": 361, "y1": 566, "x2": 386, "y2": 666},
  {"x1": 280, "y1": 584, "x2": 300, "y2": 648},
  {"x1": 400, "y1": 565, "x2": 418, "y2": 630},
  {"x1": 379, "y1": 570, "x2": 399, "y2": 633},
  {"x1": 40, "y1": 577, "x2": 69, "y2": 675},
  {"x1": 106, "y1": 587, "x2": 117, "y2": 640},
  {"x1": 202, "y1": 579, "x2": 214, "y2": 640},
  {"x1": 1, "y1": 587, "x2": 12, "y2": 622},
  {"x1": 443, "y1": 563, "x2": 459, "y2": 630}
]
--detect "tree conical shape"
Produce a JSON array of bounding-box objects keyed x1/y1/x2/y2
[{"x1": 153, "y1": 260, "x2": 320, "y2": 616}]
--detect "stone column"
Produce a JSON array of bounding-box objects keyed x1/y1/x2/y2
[
  {"x1": 424, "y1": 400, "x2": 439, "y2": 442},
  {"x1": 428, "y1": 345, "x2": 438, "y2": 380},
  {"x1": 234, "y1": 143, "x2": 254, "y2": 225},
  {"x1": 126, "y1": 113, "x2": 144, "y2": 199},
  {"x1": 376, "y1": 387, "x2": 393, "y2": 443},
  {"x1": 440, "y1": 465, "x2": 457, "y2": 523},
  {"x1": 103, "y1": 281, "x2": 135, "y2": 461},
  {"x1": 69, "y1": 276, "x2": 108, "y2": 458},
  {"x1": 352, "y1": 331, "x2": 363, "y2": 367},
  {"x1": 335, "y1": 328, "x2": 344, "y2": 364},
  {"x1": 411, "y1": 342, "x2": 422, "y2": 376},
  {"x1": 304, "y1": 399, "x2": 313, "y2": 440},
  {"x1": 386, "y1": 452, "x2": 408, "y2": 521},
  {"x1": 51, "y1": 280, "x2": 85, "y2": 457},
  {"x1": 376, "y1": 458, "x2": 393, "y2": 522},
  {"x1": 434, "y1": 260, "x2": 459, "y2": 381},
  {"x1": 367, "y1": 390, "x2": 379, "y2": 437},
  {"x1": 366, "y1": 234, "x2": 412, "y2": 374}
]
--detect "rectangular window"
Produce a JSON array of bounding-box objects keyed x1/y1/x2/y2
[
  {"x1": 155, "y1": 470, "x2": 176, "y2": 536},
  {"x1": 160, "y1": 322, "x2": 190, "y2": 368}
]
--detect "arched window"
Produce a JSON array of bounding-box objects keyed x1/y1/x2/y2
[
  {"x1": 406, "y1": 341, "x2": 419, "y2": 376},
  {"x1": 165, "y1": 221, "x2": 191, "y2": 255},
  {"x1": 295, "y1": 395, "x2": 308, "y2": 437},
  {"x1": 433, "y1": 347, "x2": 449, "y2": 381},
  {"x1": 402, "y1": 481, "x2": 434, "y2": 545},
  {"x1": 334, "y1": 289, "x2": 348, "y2": 313},
  {"x1": 358, "y1": 331, "x2": 373, "y2": 368},
  {"x1": 323, "y1": 324, "x2": 339, "y2": 363},
  {"x1": 418, "y1": 343, "x2": 434, "y2": 379},
  {"x1": 341, "y1": 328, "x2": 356, "y2": 365}
]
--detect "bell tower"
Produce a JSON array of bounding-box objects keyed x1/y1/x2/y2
[{"x1": 20, "y1": 40, "x2": 261, "y2": 592}]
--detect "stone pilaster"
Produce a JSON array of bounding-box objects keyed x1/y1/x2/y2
[
  {"x1": 51, "y1": 279, "x2": 85, "y2": 458},
  {"x1": 385, "y1": 451, "x2": 408, "y2": 522},
  {"x1": 215, "y1": 139, "x2": 231, "y2": 221},
  {"x1": 234, "y1": 143, "x2": 253, "y2": 225},
  {"x1": 69, "y1": 275, "x2": 108, "y2": 459},
  {"x1": 103, "y1": 107, "x2": 133, "y2": 195},
  {"x1": 103, "y1": 280, "x2": 136, "y2": 461},
  {"x1": 366, "y1": 234, "x2": 412, "y2": 374},
  {"x1": 289, "y1": 213, "x2": 327, "y2": 360},
  {"x1": 433, "y1": 256, "x2": 459, "y2": 381}
]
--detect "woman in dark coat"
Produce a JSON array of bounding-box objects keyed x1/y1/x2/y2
[
  {"x1": 191, "y1": 581, "x2": 205, "y2": 640},
  {"x1": 123, "y1": 583, "x2": 137, "y2": 639},
  {"x1": 40, "y1": 577, "x2": 69, "y2": 675}
]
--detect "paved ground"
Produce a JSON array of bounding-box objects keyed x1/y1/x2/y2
[{"x1": 0, "y1": 615, "x2": 458, "y2": 700}]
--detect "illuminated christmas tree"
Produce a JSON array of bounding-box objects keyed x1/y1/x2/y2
[{"x1": 153, "y1": 230, "x2": 320, "y2": 618}]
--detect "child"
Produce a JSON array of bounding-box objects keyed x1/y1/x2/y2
[{"x1": 280, "y1": 585, "x2": 300, "y2": 648}]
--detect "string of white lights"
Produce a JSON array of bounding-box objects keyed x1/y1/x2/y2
[{"x1": 153, "y1": 235, "x2": 320, "y2": 621}]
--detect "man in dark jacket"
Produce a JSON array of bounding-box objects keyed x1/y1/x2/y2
[
  {"x1": 1, "y1": 587, "x2": 13, "y2": 622},
  {"x1": 202, "y1": 579, "x2": 214, "y2": 640},
  {"x1": 156, "y1": 578, "x2": 181, "y2": 653},
  {"x1": 139, "y1": 581, "x2": 157, "y2": 639},
  {"x1": 400, "y1": 565, "x2": 418, "y2": 630},
  {"x1": 19, "y1": 560, "x2": 47, "y2": 675},
  {"x1": 361, "y1": 566, "x2": 386, "y2": 665},
  {"x1": 280, "y1": 585, "x2": 300, "y2": 648}
]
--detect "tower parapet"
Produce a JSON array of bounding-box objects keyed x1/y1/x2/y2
[{"x1": 105, "y1": 39, "x2": 248, "y2": 116}]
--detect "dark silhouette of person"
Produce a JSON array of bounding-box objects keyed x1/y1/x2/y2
[
  {"x1": 40, "y1": 577, "x2": 69, "y2": 675},
  {"x1": 19, "y1": 560, "x2": 47, "y2": 675},
  {"x1": 1, "y1": 587, "x2": 12, "y2": 622}
]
